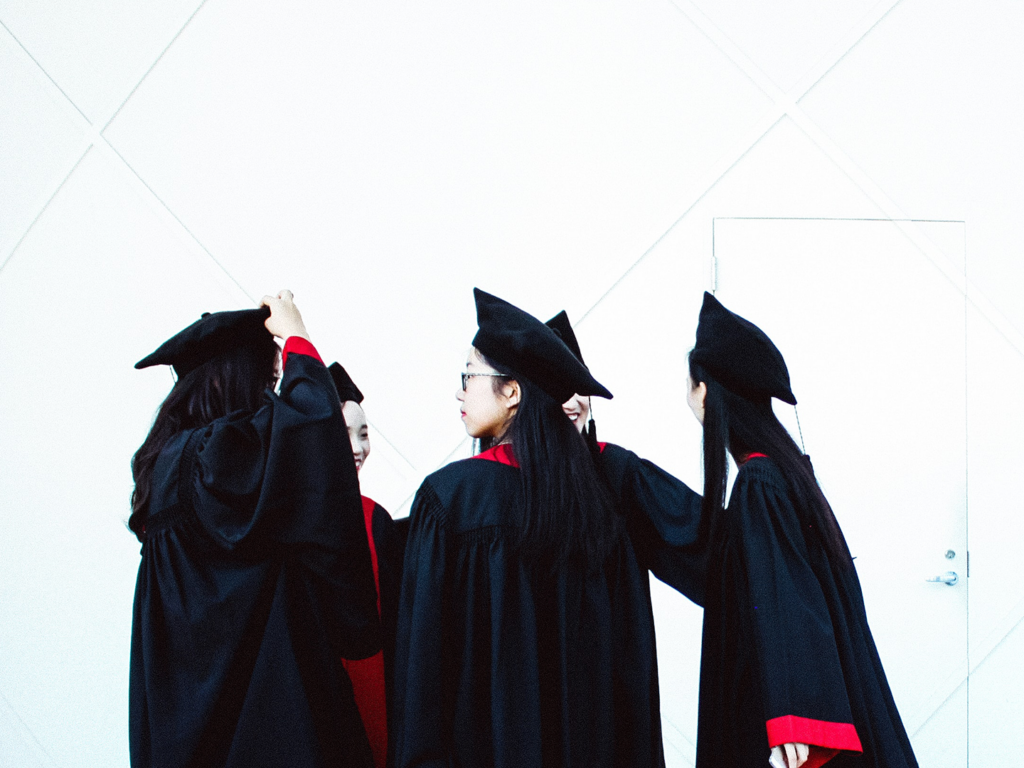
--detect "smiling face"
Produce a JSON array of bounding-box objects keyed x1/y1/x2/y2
[
  {"x1": 456, "y1": 348, "x2": 520, "y2": 440},
  {"x1": 342, "y1": 400, "x2": 371, "y2": 472},
  {"x1": 561, "y1": 393, "x2": 591, "y2": 433}
]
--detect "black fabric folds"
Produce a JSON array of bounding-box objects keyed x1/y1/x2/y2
[
  {"x1": 392, "y1": 443, "x2": 704, "y2": 768},
  {"x1": 129, "y1": 353, "x2": 382, "y2": 768},
  {"x1": 599, "y1": 443, "x2": 706, "y2": 606},
  {"x1": 697, "y1": 457, "x2": 918, "y2": 767},
  {"x1": 370, "y1": 500, "x2": 406, "y2": 758}
]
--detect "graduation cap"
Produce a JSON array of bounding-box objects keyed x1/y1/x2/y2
[
  {"x1": 328, "y1": 362, "x2": 364, "y2": 404},
  {"x1": 472, "y1": 288, "x2": 612, "y2": 404},
  {"x1": 690, "y1": 291, "x2": 797, "y2": 405},
  {"x1": 545, "y1": 310, "x2": 585, "y2": 364},
  {"x1": 134, "y1": 307, "x2": 272, "y2": 378},
  {"x1": 547, "y1": 309, "x2": 603, "y2": 449}
]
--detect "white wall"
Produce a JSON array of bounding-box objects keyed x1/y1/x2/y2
[{"x1": 2, "y1": 1, "x2": 1022, "y2": 765}]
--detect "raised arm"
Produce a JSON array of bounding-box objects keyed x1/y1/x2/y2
[{"x1": 601, "y1": 443, "x2": 706, "y2": 605}]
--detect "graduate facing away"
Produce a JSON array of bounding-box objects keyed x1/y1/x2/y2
[
  {"x1": 392, "y1": 289, "x2": 705, "y2": 768},
  {"x1": 687, "y1": 292, "x2": 918, "y2": 768},
  {"x1": 129, "y1": 293, "x2": 381, "y2": 768}
]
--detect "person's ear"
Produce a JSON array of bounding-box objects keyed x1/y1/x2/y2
[
  {"x1": 503, "y1": 380, "x2": 521, "y2": 409},
  {"x1": 696, "y1": 381, "x2": 707, "y2": 409}
]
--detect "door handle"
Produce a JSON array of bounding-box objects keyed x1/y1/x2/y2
[{"x1": 926, "y1": 571, "x2": 958, "y2": 586}]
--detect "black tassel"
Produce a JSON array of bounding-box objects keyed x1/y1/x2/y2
[{"x1": 585, "y1": 416, "x2": 601, "y2": 463}]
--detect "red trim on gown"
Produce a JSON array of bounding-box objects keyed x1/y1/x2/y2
[
  {"x1": 473, "y1": 441, "x2": 609, "y2": 467},
  {"x1": 341, "y1": 496, "x2": 387, "y2": 768},
  {"x1": 472, "y1": 443, "x2": 519, "y2": 467},
  {"x1": 281, "y1": 336, "x2": 323, "y2": 367},
  {"x1": 766, "y1": 714, "x2": 863, "y2": 767},
  {"x1": 744, "y1": 452, "x2": 862, "y2": 768}
]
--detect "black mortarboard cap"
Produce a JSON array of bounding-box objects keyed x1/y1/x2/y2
[
  {"x1": 545, "y1": 310, "x2": 584, "y2": 364},
  {"x1": 134, "y1": 307, "x2": 272, "y2": 378},
  {"x1": 691, "y1": 292, "x2": 797, "y2": 405},
  {"x1": 328, "y1": 362, "x2": 364, "y2": 404},
  {"x1": 472, "y1": 288, "x2": 612, "y2": 404}
]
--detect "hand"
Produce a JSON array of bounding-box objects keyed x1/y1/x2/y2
[
  {"x1": 260, "y1": 290, "x2": 311, "y2": 341},
  {"x1": 770, "y1": 743, "x2": 809, "y2": 768}
]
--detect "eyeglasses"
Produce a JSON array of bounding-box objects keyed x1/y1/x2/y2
[{"x1": 461, "y1": 372, "x2": 510, "y2": 390}]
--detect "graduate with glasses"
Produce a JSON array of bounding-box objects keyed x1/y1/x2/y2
[{"x1": 392, "y1": 289, "x2": 702, "y2": 768}]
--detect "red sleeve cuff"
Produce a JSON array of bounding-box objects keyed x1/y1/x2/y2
[
  {"x1": 282, "y1": 336, "x2": 323, "y2": 368},
  {"x1": 766, "y1": 715, "x2": 863, "y2": 755},
  {"x1": 803, "y1": 747, "x2": 841, "y2": 768}
]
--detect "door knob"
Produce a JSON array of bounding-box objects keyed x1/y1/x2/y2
[{"x1": 926, "y1": 571, "x2": 958, "y2": 586}]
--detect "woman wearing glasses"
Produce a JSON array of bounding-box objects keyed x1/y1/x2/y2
[{"x1": 393, "y1": 289, "x2": 683, "y2": 768}]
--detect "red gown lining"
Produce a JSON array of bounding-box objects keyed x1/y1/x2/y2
[
  {"x1": 766, "y1": 714, "x2": 863, "y2": 768},
  {"x1": 340, "y1": 496, "x2": 387, "y2": 768}
]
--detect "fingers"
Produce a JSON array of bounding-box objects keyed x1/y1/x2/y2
[
  {"x1": 796, "y1": 743, "x2": 809, "y2": 767},
  {"x1": 261, "y1": 290, "x2": 308, "y2": 340},
  {"x1": 262, "y1": 290, "x2": 293, "y2": 304},
  {"x1": 261, "y1": 290, "x2": 294, "y2": 311}
]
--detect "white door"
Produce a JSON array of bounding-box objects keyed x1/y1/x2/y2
[{"x1": 708, "y1": 218, "x2": 969, "y2": 767}]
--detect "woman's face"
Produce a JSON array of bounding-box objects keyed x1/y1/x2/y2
[
  {"x1": 561, "y1": 393, "x2": 591, "y2": 433},
  {"x1": 342, "y1": 400, "x2": 371, "y2": 472},
  {"x1": 686, "y1": 375, "x2": 707, "y2": 425},
  {"x1": 456, "y1": 348, "x2": 519, "y2": 439}
]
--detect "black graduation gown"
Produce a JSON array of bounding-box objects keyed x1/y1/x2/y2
[
  {"x1": 374, "y1": 505, "x2": 408, "y2": 738},
  {"x1": 392, "y1": 442, "x2": 703, "y2": 768},
  {"x1": 342, "y1": 497, "x2": 405, "y2": 768},
  {"x1": 598, "y1": 442, "x2": 706, "y2": 606},
  {"x1": 130, "y1": 352, "x2": 382, "y2": 768},
  {"x1": 697, "y1": 456, "x2": 918, "y2": 768}
]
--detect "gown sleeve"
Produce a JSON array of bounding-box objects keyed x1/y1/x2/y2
[
  {"x1": 189, "y1": 344, "x2": 381, "y2": 660},
  {"x1": 729, "y1": 464, "x2": 863, "y2": 765},
  {"x1": 603, "y1": 444, "x2": 706, "y2": 605},
  {"x1": 391, "y1": 482, "x2": 452, "y2": 768}
]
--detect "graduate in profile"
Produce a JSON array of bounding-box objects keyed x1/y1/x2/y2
[
  {"x1": 392, "y1": 288, "x2": 703, "y2": 768},
  {"x1": 128, "y1": 291, "x2": 381, "y2": 768},
  {"x1": 686, "y1": 292, "x2": 918, "y2": 768}
]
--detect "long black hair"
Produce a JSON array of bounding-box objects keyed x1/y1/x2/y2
[
  {"x1": 479, "y1": 352, "x2": 620, "y2": 567},
  {"x1": 688, "y1": 354, "x2": 852, "y2": 566},
  {"x1": 128, "y1": 337, "x2": 280, "y2": 540}
]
